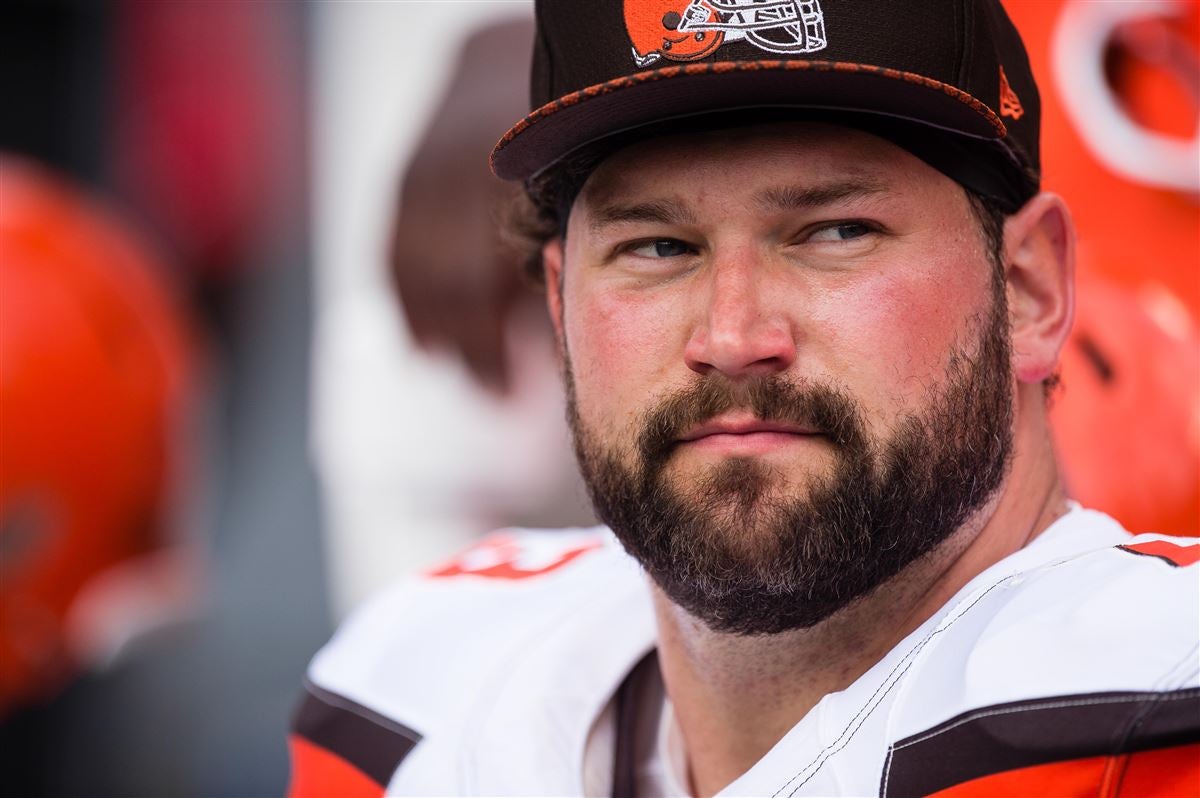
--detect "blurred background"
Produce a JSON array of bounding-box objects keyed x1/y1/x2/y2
[{"x1": 0, "y1": 1, "x2": 1195, "y2": 796}]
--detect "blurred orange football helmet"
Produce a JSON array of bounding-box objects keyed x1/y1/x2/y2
[
  {"x1": 625, "y1": 0, "x2": 827, "y2": 67},
  {"x1": 1051, "y1": 278, "x2": 1199, "y2": 538},
  {"x1": 0, "y1": 158, "x2": 199, "y2": 715},
  {"x1": 1004, "y1": 0, "x2": 1199, "y2": 536}
]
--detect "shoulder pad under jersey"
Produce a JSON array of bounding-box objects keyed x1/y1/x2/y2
[
  {"x1": 881, "y1": 532, "x2": 1200, "y2": 797},
  {"x1": 287, "y1": 526, "x2": 639, "y2": 796}
]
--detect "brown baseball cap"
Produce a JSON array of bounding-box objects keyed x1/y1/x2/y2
[{"x1": 491, "y1": 0, "x2": 1041, "y2": 211}]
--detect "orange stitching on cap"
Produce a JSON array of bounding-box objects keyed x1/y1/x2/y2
[{"x1": 493, "y1": 60, "x2": 1007, "y2": 153}]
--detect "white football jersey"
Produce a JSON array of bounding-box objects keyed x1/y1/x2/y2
[{"x1": 289, "y1": 507, "x2": 1200, "y2": 797}]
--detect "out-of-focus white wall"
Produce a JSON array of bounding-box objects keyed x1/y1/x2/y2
[{"x1": 312, "y1": 1, "x2": 591, "y2": 618}]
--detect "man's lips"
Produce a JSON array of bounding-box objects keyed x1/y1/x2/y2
[{"x1": 676, "y1": 415, "x2": 822, "y2": 455}]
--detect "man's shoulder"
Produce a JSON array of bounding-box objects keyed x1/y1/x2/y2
[
  {"x1": 914, "y1": 517, "x2": 1199, "y2": 703},
  {"x1": 303, "y1": 524, "x2": 634, "y2": 720},
  {"x1": 306, "y1": 526, "x2": 633, "y2": 699},
  {"x1": 980, "y1": 523, "x2": 1200, "y2": 656},
  {"x1": 880, "y1": 522, "x2": 1200, "y2": 796},
  {"x1": 287, "y1": 526, "x2": 643, "y2": 796},
  {"x1": 975, "y1": 508, "x2": 1198, "y2": 631}
]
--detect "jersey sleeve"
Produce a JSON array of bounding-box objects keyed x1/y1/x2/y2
[
  {"x1": 286, "y1": 527, "x2": 613, "y2": 797},
  {"x1": 288, "y1": 681, "x2": 422, "y2": 798}
]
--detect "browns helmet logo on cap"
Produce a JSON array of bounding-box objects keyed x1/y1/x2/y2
[{"x1": 625, "y1": 0, "x2": 827, "y2": 67}]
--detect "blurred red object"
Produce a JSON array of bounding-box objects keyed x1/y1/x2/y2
[
  {"x1": 0, "y1": 159, "x2": 200, "y2": 716},
  {"x1": 1007, "y1": 0, "x2": 1198, "y2": 301},
  {"x1": 1006, "y1": 0, "x2": 1199, "y2": 535},
  {"x1": 110, "y1": 0, "x2": 299, "y2": 277}
]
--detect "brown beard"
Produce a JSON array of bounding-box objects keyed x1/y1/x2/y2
[{"x1": 565, "y1": 296, "x2": 1014, "y2": 635}]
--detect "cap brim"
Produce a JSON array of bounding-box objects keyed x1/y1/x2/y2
[{"x1": 491, "y1": 59, "x2": 1006, "y2": 181}]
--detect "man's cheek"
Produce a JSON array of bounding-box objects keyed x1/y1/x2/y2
[
  {"x1": 828, "y1": 276, "x2": 972, "y2": 390},
  {"x1": 569, "y1": 291, "x2": 677, "y2": 375}
]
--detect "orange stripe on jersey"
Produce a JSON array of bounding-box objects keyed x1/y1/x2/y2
[
  {"x1": 926, "y1": 753, "x2": 1107, "y2": 797},
  {"x1": 927, "y1": 743, "x2": 1200, "y2": 797},
  {"x1": 1115, "y1": 742, "x2": 1200, "y2": 796},
  {"x1": 1118, "y1": 539, "x2": 1200, "y2": 567},
  {"x1": 287, "y1": 735, "x2": 384, "y2": 798}
]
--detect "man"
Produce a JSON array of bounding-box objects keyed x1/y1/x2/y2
[{"x1": 290, "y1": 2, "x2": 1200, "y2": 796}]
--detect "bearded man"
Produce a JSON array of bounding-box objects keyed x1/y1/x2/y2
[{"x1": 289, "y1": 2, "x2": 1200, "y2": 796}]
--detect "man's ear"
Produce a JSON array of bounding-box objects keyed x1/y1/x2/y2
[
  {"x1": 1003, "y1": 193, "x2": 1075, "y2": 384},
  {"x1": 542, "y1": 237, "x2": 566, "y2": 350}
]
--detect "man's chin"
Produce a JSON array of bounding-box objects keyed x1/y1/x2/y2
[
  {"x1": 656, "y1": 466, "x2": 825, "y2": 554},
  {"x1": 662, "y1": 454, "x2": 831, "y2": 507}
]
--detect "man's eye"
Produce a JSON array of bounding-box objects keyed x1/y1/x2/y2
[
  {"x1": 627, "y1": 239, "x2": 694, "y2": 258},
  {"x1": 807, "y1": 222, "x2": 874, "y2": 243}
]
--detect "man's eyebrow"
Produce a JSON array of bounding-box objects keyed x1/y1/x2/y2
[
  {"x1": 587, "y1": 199, "x2": 698, "y2": 232},
  {"x1": 584, "y1": 181, "x2": 888, "y2": 232},
  {"x1": 755, "y1": 180, "x2": 889, "y2": 212}
]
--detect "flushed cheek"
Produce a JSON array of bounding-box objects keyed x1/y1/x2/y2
[
  {"x1": 565, "y1": 289, "x2": 685, "y2": 432},
  {"x1": 809, "y1": 265, "x2": 984, "y2": 412}
]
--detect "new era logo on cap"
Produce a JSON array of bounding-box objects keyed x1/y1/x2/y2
[{"x1": 999, "y1": 65, "x2": 1025, "y2": 119}]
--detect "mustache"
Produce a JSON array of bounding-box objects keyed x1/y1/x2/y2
[{"x1": 636, "y1": 375, "x2": 867, "y2": 467}]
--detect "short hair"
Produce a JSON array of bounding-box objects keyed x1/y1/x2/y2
[{"x1": 499, "y1": 145, "x2": 600, "y2": 287}]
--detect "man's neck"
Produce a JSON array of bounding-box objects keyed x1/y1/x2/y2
[{"x1": 652, "y1": 418, "x2": 1069, "y2": 797}]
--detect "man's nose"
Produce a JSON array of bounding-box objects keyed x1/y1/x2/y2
[{"x1": 683, "y1": 254, "x2": 797, "y2": 378}]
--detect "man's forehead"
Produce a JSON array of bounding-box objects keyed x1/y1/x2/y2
[{"x1": 575, "y1": 121, "x2": 935, "y2": 217}]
